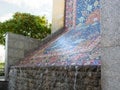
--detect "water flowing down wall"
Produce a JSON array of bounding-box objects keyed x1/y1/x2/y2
[
  {"x1": 9, "y1": 0, "x2": 101, "y2": 90},
  {"x1": 9, "y1": 66, "x2": 101, "y2": 90},
  {"x1": 101, "y1": 0, "x2": 120, "y2": 89}
]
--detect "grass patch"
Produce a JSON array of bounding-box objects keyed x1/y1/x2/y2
[
  {"x1": 0, "y1": 62, "x2": 5, "y2": 68},
  {"x1": 0, "y1": 62, "x2": 5, "y2": 76}
]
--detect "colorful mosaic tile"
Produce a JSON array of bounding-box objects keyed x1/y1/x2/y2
[
  {"x1": 19, "y1": 23, "x2": 100, "y2": 66},
  {"x1": 65, "y1": 0, "x2": 76, "y2": 28},
  {"x1": 65, "y1": 0, "x2": 100, "y2": 28},
  {"x1": 76, "y1": 0, "x2": 100, "y2": 26},
  {"x1": 19, "y1": 0, "x2": 100, "y2": 66}
]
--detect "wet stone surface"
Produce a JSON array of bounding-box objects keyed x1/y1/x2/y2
[
  {"x1": 0, "y1": 81, "x2": 8, "y2": 90},
  {"x1": 9, "y1": 65, "x2": 101, "y2": 90}
]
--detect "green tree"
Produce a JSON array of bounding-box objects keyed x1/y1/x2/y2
[{"x1": 0, "y1": 12, "x2": 51, "y2": 45}]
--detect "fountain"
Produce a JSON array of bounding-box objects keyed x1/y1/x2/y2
[{"x1": 8, "y1": 0, "x2": 101, "y2": 90}]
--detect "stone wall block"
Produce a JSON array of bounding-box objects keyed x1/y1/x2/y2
[
  {"x1": 9, "y1": 66, "x2": 101, "y2": 90},
  {"x1": 101, "y1": 0, "x2": 120, "y2": 47},
  {"x1": 14, "y1": 41, "x2": 24, "y2": 49},
  {"x1": 8, "y1": 48, "x2": 24, "y2": 58},
  {"x1": 101, "y1": 0, "x2": 120, "y2": 89},
  {"x1": 101, "y1": 46, "x2": 120, "y2": 66}
]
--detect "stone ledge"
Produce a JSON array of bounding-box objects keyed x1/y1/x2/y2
[{"x1": 9, "y1": 65, "x2": 101, "y2": 90}]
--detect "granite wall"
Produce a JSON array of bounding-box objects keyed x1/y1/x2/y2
[
  {"x1": 5, "y1": 33, "x2": 41, "y2": 80},
  {"x1": 9, "y1": 66, "x2": 101, "y2": 90},
  {"x1": 101, "y1": 0, "x2": 120, "y2": 90},
  {"x1": 5, "y1": 28, "x2": 65, "y2": 80}
]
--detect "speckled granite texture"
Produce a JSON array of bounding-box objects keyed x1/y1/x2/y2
[{"x1": 9, "y1": 66, "x2": 101, "y2": 90}]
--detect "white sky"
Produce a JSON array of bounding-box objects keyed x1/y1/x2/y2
[
  {"x1": 0, "y1": 0, "x2": 53, "y2": 62},
  {"x1": 0, "y1": 45, "x2": 5, "y2": 62},
  {"x1": 0, "y1": 0, "x2": 53, "y2": 22}
]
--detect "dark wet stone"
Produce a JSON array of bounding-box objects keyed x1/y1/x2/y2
[{"x1": 9, "y1": 66, "x2": 101, "y2": 90}]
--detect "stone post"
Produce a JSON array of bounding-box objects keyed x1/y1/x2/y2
[
  {"x1": 52, "y1": 0, "x2": 65, "y2": 33},
  {"x1": 101, "y1": 0, "x2": 120, "y2": 90}
]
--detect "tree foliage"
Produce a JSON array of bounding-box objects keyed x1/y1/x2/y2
[{"x1": 0, "y1": 12, "x2": 51, "y2": 45}]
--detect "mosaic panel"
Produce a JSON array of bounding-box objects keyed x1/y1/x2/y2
[
  {"x1": 76, "y1": 0, "x2": 100, "y2": 26},
  {"x1": 65, "y1": 0, "x2": 100, "y2": 28},
  {"x1": 65, "y1": 0, "x2": 76, "y2": 28},
  {"x1": 19, "y1": 0, "x2": 100, "y2": 66},
  {"x1": 19, "y1": 23, "x2": 100, "y2": 66}
]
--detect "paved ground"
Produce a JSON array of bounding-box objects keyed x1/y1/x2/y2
[{"x1": 0, "y1": 76, "x2": 5, "y2": 81}]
